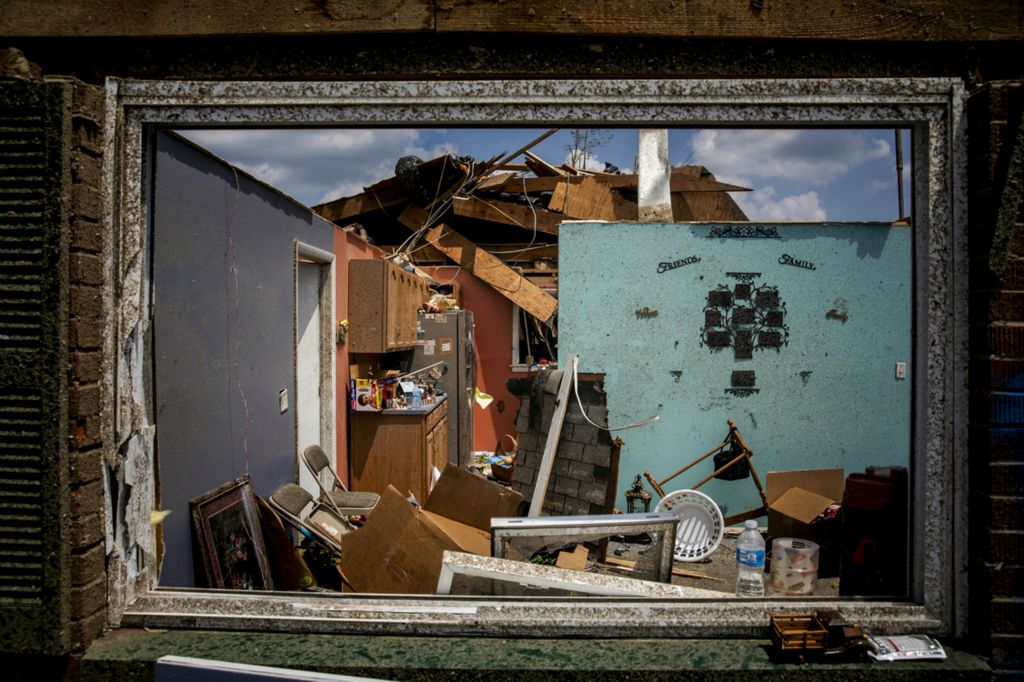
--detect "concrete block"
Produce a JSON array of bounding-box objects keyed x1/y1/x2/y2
[
  {"x1": 553, "y1": 458, "x2": 570, "y2": 476},
  {"x1": 582, "y1": 443, "x2": 612, "y2": 467},
  {"x1": 571, "y1": 424, "x2": 600, "y2": 445},
  {"x1": 553, "y1": 475, "x2": 580, "y2": 498},
  {"x1": 70, "y1": 284, "x2": 103, "y2": 318},
  {"x1": 512, "y1": 463, "x2": 535, "y2": 486},
  {"x1": 579, "y1": 482, "x2": 609, "y2": 505},
  {"x1": 564, "y1": 403, "x2": 588, "y2": 425},
  {"x1": 70, "y1": 575, "x2": 107, "y2": 620},
  {"x1": 69, "y1": 383, "x2": 102, "y2": 417},
  {"x1": 71, "y1": 478, "x2": 104, "y2": 518},
  {"x1": 71, "y1": 511, "x2": 104, "y2": 550},
  {"x1": 72, "y1": 350, "x2": 103, "y2": 383},
  {"x1": 567, "y1": 461, "x2": 595, "y2": 483},
  {"x1": 585, "y1": 405, "x2": 609, "y2": 426},
  {"x1": 558, "y1": 441, "x2": 584, "y2": 461},
  {"x1": 68, "y1": 607, "x2": 106, "y2": 651}
]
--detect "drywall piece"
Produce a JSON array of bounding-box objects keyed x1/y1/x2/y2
[
  {"x1": 529, "y1": 354, "x2": 577, "y2": 516},
  {"x1": 637, "y1": 129, "x2": 672, "y2": 222},
  {"x1": 437, "y1": 551, "x2": 730, "y2": 598}
]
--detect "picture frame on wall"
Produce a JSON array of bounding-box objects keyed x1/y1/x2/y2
[{"x1": 189, "y1": 474, "x2": 274, "y2": 590}]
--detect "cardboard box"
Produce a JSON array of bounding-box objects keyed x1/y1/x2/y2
[
  {"x1": 349, "y1": 378, "x2": 380, "y2": 412},
  {"x1": 338, "y1": 464, "x2": 523, "y2": 594},
  {"x1": 767, "y1": 468, "x2": 844, "y2": 578}
]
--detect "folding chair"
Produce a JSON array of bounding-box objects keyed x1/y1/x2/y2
[
  {"x1": 267, "y1": 483, "x2": 353, "y2": 557},
  {"x1": 301, "y1": 444, "x2": 380, "y2": 516}
]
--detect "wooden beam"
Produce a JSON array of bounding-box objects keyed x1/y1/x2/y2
[
  {"x1": 523, "y1": 150, "x2": 568, "y2": 177},
  {"x1": 313, "y1": 184, "x2": 410, "y2": 223},
  {"x1": 476, "y1": 173, "x2": 749, "y2": 195},
  {"x1": 437, "y1": 0, "x2": 1024, "y2": 41},
  {"x1": 451, "y1": 196, "x2": 561, "y2": 235},
  {"x1": 548, "y1": 176, "x2": 637, "y2": 221},
  {"x1": 0, "y1": 0, "x2": 434, "y2": 36},
  {"x1": 529, "y1": 355, "x2": 577, "y2": 517},
  {"x1": 423, "y1": 222, "x2": 559, "y2": 323},
  {"x1": 391, "y1": 242, "x2": 559, "y2": 263}
]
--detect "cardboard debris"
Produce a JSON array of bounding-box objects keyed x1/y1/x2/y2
[
  {"x1": 766, "y1": 468, "x2": 844, "y2": 578},
  {"x1": 338, "y1": 464, "x2": 522, "y2": 594}
]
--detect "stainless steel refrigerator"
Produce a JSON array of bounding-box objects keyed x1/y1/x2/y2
[{"x1": 412, "y1": 310, "x2": 476, "y2": 467}]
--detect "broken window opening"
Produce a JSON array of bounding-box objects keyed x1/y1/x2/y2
[{"x1": 104, "y1": 78, "x2": 966, "y2": 638}]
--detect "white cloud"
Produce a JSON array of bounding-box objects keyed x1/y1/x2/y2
[
  {"x1": 690, "y1": 129, "x2": 891, "y2": 186},
  {"x1": 178, "y1": 129, "x2": 456, "y2": 207},
  {"x1": 734, "y1": 185, "x2": 827, "y2": 222}
]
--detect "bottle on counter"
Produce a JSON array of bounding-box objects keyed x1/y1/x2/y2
[{"x1": 735, "y1": 519, "x2": 765, "y2": 597}]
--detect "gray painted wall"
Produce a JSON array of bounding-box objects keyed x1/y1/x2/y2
[{"x1": 151, "y1": 132, "x2": 334, "y2": 587}]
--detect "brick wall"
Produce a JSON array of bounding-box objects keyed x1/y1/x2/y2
[
  {"x1": 509, "y1": 369, "x2": 620, "y2": 516},
  {"x1": 64, "y1": 79, "x2": 107, "y2": 658},
  {"x1": 967, "y1": 80, "x2": 1024, "y2": 678}
]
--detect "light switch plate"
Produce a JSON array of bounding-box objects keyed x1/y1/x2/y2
[{"x1": 895, "y1": 362, "x2": 907, "y2": 380}]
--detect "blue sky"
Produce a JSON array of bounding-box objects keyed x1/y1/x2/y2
[{"x1": 179, "y1": 127, "x2": 912, "y2": 222}]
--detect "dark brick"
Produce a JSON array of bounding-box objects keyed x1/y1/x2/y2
[
  {"x1": 70, "y1": 575, "x2": 107, "y2": 620},
  {"x1": 71, "y1": 414, "x2": 103, "y2": 449},
  {"x1": 990, "y1": 463, "x2": 1024, "y2": 494},
  {"x1": 69, "y1": 383, "x2": 101, "y2": 417},
  {"x1": 990, "y1": 563, "x2": 1024, "y2": 597},
  {"x1": 1003, "y1": 258, "x2": 1024, "y2": 290},
  {"x1": 72, "y1": 182, "x2": 102, "y2": 221},
  {"x1": 553, "y1": 475, "x2": 579, "y2": 498},
  {"x1": 70, "y1": 284, "x2": 103, "y2": 318},
  {"x1": 991, "y1": 495, "x2": 1024, "y2": 529},
  {"x1": 70, "y1": 252, "x2": 104, "y2": 287},
  {"x1": 72, "y1": 117, "x2": 102, "y2": 155},
  {"x1": 992, "y1": 635, "x2": 1024, "y2": 669},
  {"x1": 71, "y1": 511, "x2": 104, "y2": 550},
  {"x1": 543, "y1": 492, "x2": 566, "y2": 512},
  {"x1": 1011, "y1": 226, "x2": 1024, "y2": 256},
  {"x1": 69, "y1": 447, "x2": 103, "y2": 488},
  {"x1": 73, "y1": 82, "x2": 105, "y2": 120},
  {"x1": 71, "y1": 216, "x2": 104, "y2": 254},
  {"x1": 70, "y1": 478, "x2": 104, "y2": 519},
  {"x1": 71, "y1": 350, "x2": 103, "y2": 384},
  {"x1": 563, "y1": 403, "x2": 588, "y2": 425},
  {"x1": 70, "y1": 315, "x2": 104, "y2": 350},
  {"x1": 71, "y1": 149, "x2": 102, "y2": 188},
  {"x1": 992, "y1": 599, "x2": 1024, "y2": 634},
  {"x1": 558, "y1": 440, "x2": 584, "y2": 461},
  {"x1": 581, "y1": 444, "x2": 611, "y2": 467},
  {"x1": 71, "y1": 542, "x2": 105, "y2": 587},
  {"x1": 989, "y1": 530, "x2": 1024, "y2": 563},
  {"x1": 975, "y1": 292, "x2": 1024, "y2": 322},
  {"x1": 67, "y1": 607, "x2": 106, "y2": 651},
  {"x1": 563, "y1": 498, "x2": 590, "y2": 516}
]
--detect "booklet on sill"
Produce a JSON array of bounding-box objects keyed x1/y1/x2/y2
[{"x1": 866, "y1": 634, "x2": 947, "y2": 661}]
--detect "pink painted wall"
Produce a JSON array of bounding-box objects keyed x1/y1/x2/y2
[{"x1": 422, "y1": 267, "x2": 526, "y2": 452}]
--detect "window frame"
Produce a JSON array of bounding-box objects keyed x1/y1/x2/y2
[{"x1": 101, "y1": 77, "x2": 967, "y2": 637}]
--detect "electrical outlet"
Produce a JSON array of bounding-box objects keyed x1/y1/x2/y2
[
  {"x1": 895, "y1": 362, "x2": 907, "y2": 380},
  {"x1": 279, "y1": 388, "x2": 288, "y2": 413}
]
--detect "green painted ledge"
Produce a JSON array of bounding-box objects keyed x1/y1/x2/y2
[{"x1": 82, "y1": 629, "x2": 991, "y2": 681}]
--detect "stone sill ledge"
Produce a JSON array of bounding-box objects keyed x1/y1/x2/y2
[{"x1": 82, "y1": 629, "x2": 991, "y2": 681}]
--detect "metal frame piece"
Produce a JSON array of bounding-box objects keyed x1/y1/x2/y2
[{"x1": 491, "y1": 512, "x2": 678, "y2": 583}]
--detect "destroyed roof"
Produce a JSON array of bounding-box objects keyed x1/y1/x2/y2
[{"x1": 311, "y1": 139, "x2": 749, "y2": 323}]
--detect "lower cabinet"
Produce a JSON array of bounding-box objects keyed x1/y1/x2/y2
[{"x1": 349, "y1": 399, "x2": 449, "y2": 504}]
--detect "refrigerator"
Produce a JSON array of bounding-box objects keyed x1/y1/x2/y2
[{"x1": 411, "y1": 310, "x2": 476, "y2": 468}]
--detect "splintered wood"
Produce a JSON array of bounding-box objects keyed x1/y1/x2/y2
[{"x1": 424, "y1": 222, "x2": 558, "y2": 323}]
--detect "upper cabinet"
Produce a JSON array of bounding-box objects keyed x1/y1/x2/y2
[{"x1": 348, "y1": 259, "x2": 430, "y2": 352}]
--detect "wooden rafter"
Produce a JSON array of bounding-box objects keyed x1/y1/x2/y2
[{"x1": 451, "y1": 196, "x2": 561, "y2": 234}]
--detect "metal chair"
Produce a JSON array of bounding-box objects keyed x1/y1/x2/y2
[
  {"x1": 301, "y1": 444, "x2": 380, "y2": 516},
  {"x1": 267, "y1": 482, "x2": 352, "y2": 557}
]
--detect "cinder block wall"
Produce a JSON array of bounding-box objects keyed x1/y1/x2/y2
[
  {"x1": 967, "y1": 80, "x2": 1024, "y2": 678},
  {"x1": 64, "y1": 80, "x2": 108, "y2": 662},
  {"x1": 510, "y1": 370, "x2": 619, "y2": 516}
]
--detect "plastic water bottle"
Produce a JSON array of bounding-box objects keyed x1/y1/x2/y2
[{"x1": 735, "y1": 519, "x2": 765, "y2": 597}]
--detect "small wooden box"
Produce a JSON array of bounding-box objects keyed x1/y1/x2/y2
[{"x1": 769, "y1": 613, "x2": 828, "y2": 658}]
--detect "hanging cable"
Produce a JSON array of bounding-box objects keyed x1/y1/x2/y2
[{"x1": 570, "y1": 355, "x2": 659, "y2": 432}]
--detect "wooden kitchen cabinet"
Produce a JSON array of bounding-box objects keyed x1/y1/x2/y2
[
  {"x1": 348, "y1": 258, "x2": 430, "y2": 352},
  {"x1": 349, "y1": 398, "x2": 448, "y2": 504}
]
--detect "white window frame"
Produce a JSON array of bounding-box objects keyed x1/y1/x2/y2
[{"x1": 101, "y1": 78, "x2": 967, "y2": 637}]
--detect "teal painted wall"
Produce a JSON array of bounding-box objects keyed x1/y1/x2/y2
[{"x1": 559, "y1": 222, "x2": 911, "y2": 519}]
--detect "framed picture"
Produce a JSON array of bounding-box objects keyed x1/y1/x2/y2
[{"x1": 190, "y1": 475, "x2": 274, "y2": 590}]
